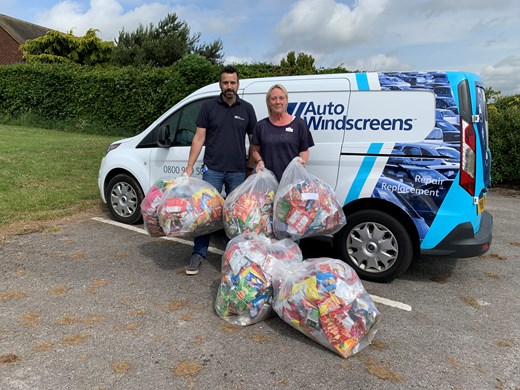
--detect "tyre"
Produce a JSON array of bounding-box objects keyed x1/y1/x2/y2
[
  {"x1": 105, "y1": 174, "x2": 144, "y2": 224},
  {"x1": 333, "y1": 209, "x2": 413, "y2": 282}
]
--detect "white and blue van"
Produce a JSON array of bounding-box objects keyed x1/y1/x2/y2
[{"x1": 98, "y1": 71, "x2": 492, "y2": 282}]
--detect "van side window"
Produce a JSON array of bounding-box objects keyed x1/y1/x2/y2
[{"x1": 164, "y1": 98, "x2": 208, "y2": 147}]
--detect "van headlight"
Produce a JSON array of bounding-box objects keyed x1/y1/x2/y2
[{"x1": 106, "y1": 143, "x2": 121, "y2": 155}]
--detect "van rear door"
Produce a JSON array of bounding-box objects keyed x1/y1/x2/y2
[
  {"x1": 457, "y1": 76, "x2": 492, "y2": 197},
  {"x1": 475, "y1": 85, "x2": 492, "y2": 189}
]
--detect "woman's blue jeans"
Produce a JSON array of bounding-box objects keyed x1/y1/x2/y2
[{"x1": 192, "y1": 168, "x2": 246, "y2": 258}]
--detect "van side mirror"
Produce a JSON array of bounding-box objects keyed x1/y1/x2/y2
[{"x1": 157, "y1": 124, "x2": 171, "y2": 147}]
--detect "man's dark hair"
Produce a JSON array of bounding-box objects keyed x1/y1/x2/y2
[{"x1": 220, "y1": 65, "x2": 239, "y2": 81}]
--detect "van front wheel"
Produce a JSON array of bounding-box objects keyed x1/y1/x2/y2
[
  {"x1": 333, "y1": 210, "x2": 413, "y2": 283},
  {"x1": 106, "y1": 174, "x2": 144, "y2": 225}
]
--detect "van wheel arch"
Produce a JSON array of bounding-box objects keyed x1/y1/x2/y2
[
  {"x1": 105, "y1": 172, "x2": 144, "y2": 225},
  {"x1": 333, "y1": 202, "x2": 419, "y2": 283}
]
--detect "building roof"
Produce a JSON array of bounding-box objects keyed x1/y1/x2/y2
[{"x1": 0, "y1": 13, "x2": 51, "y2": 44}]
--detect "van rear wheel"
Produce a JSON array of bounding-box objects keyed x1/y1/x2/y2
[
  {"x1": 333, "y1": 210, "x2": 413, "y2": 283},
  {"x1": 106, "y1": 174, "x2": 144, "y2": 224}
]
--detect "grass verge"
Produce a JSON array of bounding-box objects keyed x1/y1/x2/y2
[{"x1": 0, "y1": 124, "x2": 120, "y2": 237}]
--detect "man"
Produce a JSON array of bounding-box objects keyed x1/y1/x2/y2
[{"x1": 184, "y1": 65, "x2": 257, "y2": 275}]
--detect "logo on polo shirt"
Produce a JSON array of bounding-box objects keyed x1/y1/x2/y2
[{"x1": 234, "y1": 115, "x2": 245, "y2": 121}]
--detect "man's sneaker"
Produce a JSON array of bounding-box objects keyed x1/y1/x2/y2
[{"x1": 186, "y1": 254, "x2": 204, "y2": 275}]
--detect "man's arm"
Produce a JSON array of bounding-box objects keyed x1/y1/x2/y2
[{"x1": 185, "y1": 127, "x2": 206, "y2": 176}]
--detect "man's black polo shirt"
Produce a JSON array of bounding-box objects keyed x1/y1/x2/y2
[{"x1": 196, "y1": 94, "x2": 257, "y2": 172}]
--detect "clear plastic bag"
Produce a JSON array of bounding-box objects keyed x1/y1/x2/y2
[
  {"x1": 272, "y1": 257, "x2": 381, "y2": 358},
  {"x1": 215, "y1": 233, "x2": 303, "y2": 326},
  {"x1": 223, "y1": 169, "x2": 278, "y2": 239},
  {"x1": 157, "y1": 174, "x2": 224, "y2": 238},
  {"x1": 141, "y1": 178, "x2": 176, "y2": 237},
  {"x1": 273, "y1": 157, "x2": 346, "y2": 240}
]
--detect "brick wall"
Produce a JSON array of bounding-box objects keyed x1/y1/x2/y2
[{"x1": 0, "y1": 26, "x2": 23, "y2": 64}]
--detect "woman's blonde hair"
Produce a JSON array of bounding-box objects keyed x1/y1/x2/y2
[{"x1": 266, "y1": 84, "x2": 289, "y2": 116}]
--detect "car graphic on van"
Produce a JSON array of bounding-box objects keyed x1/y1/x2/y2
[
  {"x1": 426, "y1": 164, "x2": 459, "y2": 180},
  {"x1": 382, "y1": 163, "x2": 454, "y2": 204},
  {"x1": 436, "y1": 96, "x2": 459, "y2": 114},
  {"x1": 379, "y1": 76, "x2": 411, "y2": 89},
  {"x1": 436, "y1": 108, "x2": 459, "y2": 126},
  {"x1": 425, "y1": 124, "x2": 460, "y2": 147},
  {"x1": 433, "y1": 146, "x2": 460, "y2": 163},
  {"x1": 390, "y1": 142, "x2": 459, "y2": 166},
  {"x1": 375, "y1": 174, "x2": 441, "y2": 228}
]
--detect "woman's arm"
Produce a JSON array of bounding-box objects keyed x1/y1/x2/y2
[
  {"x1": 250, "y1": 145, "x2": 263, "y2": 164},
  {"x1": 250, "y1": 145, "x2": 265, "y2": 172},
  {"x1": 299, "y1": 149, "x2": 309, "y2": 165}
]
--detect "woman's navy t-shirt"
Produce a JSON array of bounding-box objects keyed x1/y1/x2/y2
[{"x1": 251, "y1": 116, "x2": 314, "y2": 181}]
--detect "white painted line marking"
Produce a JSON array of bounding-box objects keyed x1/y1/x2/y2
[
  {"x1": 91, "y1": 217, "x2": 224, "y2": 255},
  {"x1": 370, "y1": 294, "x2": 412, "y2": 312},
  {"x1": 92, "y1": 216, "x2": 412, "y2": 311}
]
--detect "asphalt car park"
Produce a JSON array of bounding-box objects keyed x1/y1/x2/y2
[{"x1": 1, "y1": 189, "x2": 519, "y2": 389}]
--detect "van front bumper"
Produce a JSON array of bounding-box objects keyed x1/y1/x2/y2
[
  {"x1": 421, "y1": 211, "x2": 493, "y2": 258},
  {"x1": 98, "y1": 175, "x2": 107, "y2": 204}
]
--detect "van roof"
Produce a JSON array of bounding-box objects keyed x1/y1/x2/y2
[
  {"x1": 189, "y1": 70, "x2": 480, "y2": 97},
  {"x1": 195, "y1": 72, "x2": 364, "y2": 94}
]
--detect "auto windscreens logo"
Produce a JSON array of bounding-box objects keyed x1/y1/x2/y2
[{"x1": 287, "y1": 102, "x2": 414, "y2": 131}]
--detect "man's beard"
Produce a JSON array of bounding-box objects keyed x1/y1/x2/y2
[{"x1": 224, "y1": 89, "x2": 236, "y2": 98}]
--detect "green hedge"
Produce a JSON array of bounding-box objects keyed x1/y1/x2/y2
[
  {"x1": 0, "y1": 59, "x2": 305, "y2": 136},
  {"x1": 488, "y1": 96, "x2": 520, "y2": 186},
  {"x1": 0, "y1": 55, "x2": 218, "y2": 136}
]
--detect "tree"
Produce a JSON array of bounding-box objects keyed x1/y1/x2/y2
[
  {"x1": 485, "y1": 87, "x2": 502, "y2": 104},
  {"x1": 111, "y1": 13, "x2": 223, "y2": 67},
  {"x1": 193, "y1": 40, "x2": 224, "y2": 66},
  {"x1": 280, "y1": 51, "x2": 316, "y2": 75},
  {"x1": 20, "y1": 29, "x2": 114, "y2": 65}
]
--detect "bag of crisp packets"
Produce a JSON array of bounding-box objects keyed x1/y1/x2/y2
[
  {"x1": 272, "y1": 257, "x2": 381, "y2": 358},
  {"x1": 215, "y1": 233, "x2": 303, "y2": 326},
  {"x1": 157, "y1": 174, "x2": 224, "y2": 238},
  {"x1": 223, "y1": 168, "x2": 278, "y2": 239},
  {"x1": 141, "y1": 178, "x2": 176, "y2": 237},
  {"x1": 273, "y1": 157, "x2": 346, "y2": 241}
]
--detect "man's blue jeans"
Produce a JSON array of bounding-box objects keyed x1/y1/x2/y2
[{"x1": 192, "y1": 168, "x2": 246, "y2": 258}]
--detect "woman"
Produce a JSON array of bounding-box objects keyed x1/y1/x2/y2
[{"x1": 250, "y1": 84, "x2": 314, "y2": 182}]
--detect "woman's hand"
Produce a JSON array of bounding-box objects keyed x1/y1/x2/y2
[{"x1": 255, "y1": 160, "x2": 265, "y2": 172}]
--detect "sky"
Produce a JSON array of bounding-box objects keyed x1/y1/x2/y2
[{"x1": 3, "y1": 0, "x2": 520, "y2": 96}]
